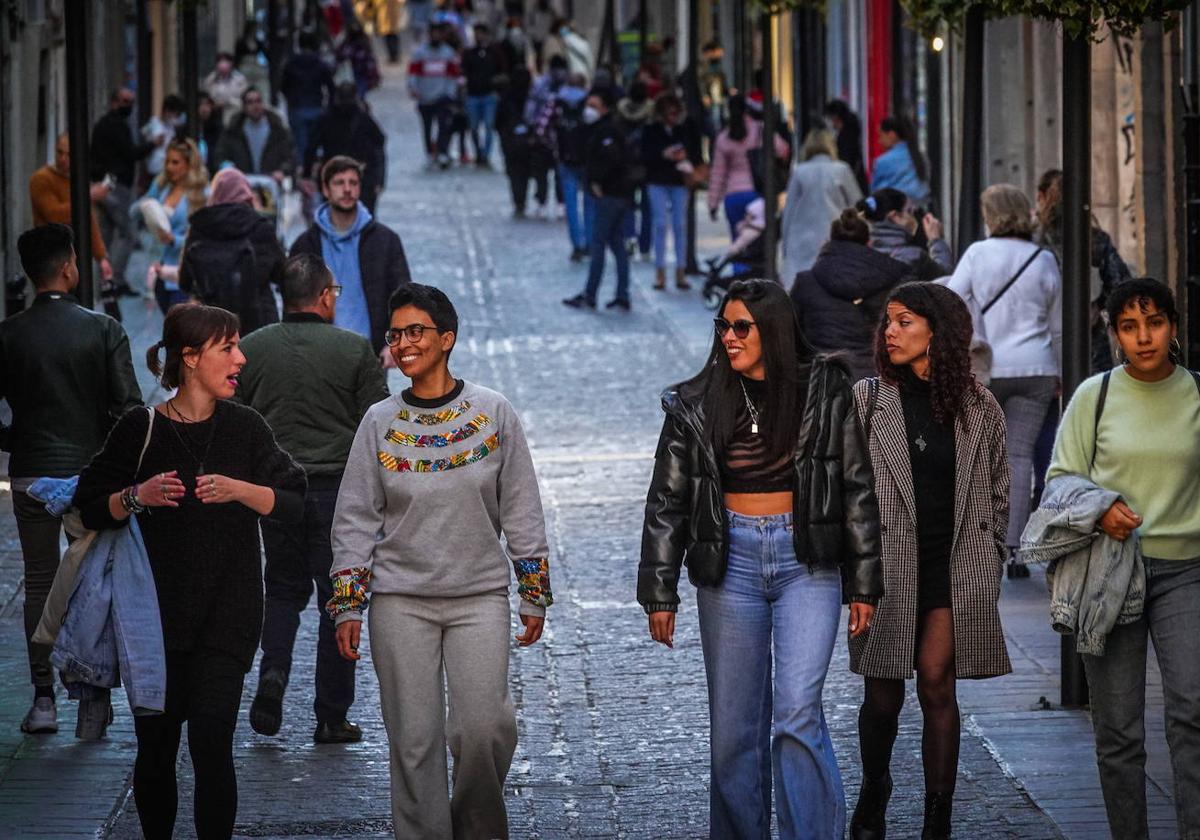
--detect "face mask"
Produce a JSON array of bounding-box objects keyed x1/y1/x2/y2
[
  {"x1": 172, "y1": 114, "x2": 187, "y2": 129},
  {"x1": 582, "y1": 106, "x2": 601, "y2": 125},
  {"x1": 708, "y1": 59, "x2": 722, "y2": 71},
  {"x1": 559, "y1": 27, "x2": 570, "y2": 37}
]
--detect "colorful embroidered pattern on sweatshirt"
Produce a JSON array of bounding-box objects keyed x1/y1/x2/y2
[
  {"x1": 513, "y1": 557, "x2": 554, "y2": 608},
  {"x1": 327, "y1": 567, "x2": 371, "y2": 619},
  {"x1": 378, "y1": 432, "x2": 501, "y2": 473},
  {"x1": 384, "y1": 413, "x2": 492, "y2": 448},
  {"x1": 394, "y1": 400, "x2": 472, "y2": 426}
]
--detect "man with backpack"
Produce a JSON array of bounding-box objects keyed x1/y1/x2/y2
[
  {"x1": 289, "y1": 157, "x2": 412, "y2": 362},
  {"x1": 562, "y1": 88, "x2": 635, "y2": 311},
  {"x1": 179, "y1": 167, "x2": 284, "y2": 334}
]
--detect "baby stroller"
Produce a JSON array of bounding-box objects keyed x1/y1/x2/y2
[{"x1": 701, "y1": 197, "x2": 776, "y2": 309}]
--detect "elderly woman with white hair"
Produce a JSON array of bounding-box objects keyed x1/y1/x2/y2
[
  {"x1": 779, "y1": 128, "x2": 863, "y2": 284},
  {"x1": 943, "y1": 183, "x2": 1062, "y2": 564}
]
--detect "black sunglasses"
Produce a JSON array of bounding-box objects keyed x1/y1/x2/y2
[{"x1": 714, "y1": 317, "x2": 757, "y2": 339}]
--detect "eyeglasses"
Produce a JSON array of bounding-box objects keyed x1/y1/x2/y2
[
  {"x1": 325, "y1": 284, "x2": 343, "y2": 298},
  {"x1": 385, "y1": 323, "x2": 439, "y2": 346},
  {"x1": 714, "y1": 318, "x2": 757, "y2": 339}
]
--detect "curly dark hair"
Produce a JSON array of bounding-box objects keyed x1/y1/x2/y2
[{"x1": 873, "y1": 282, "x2": 979, "y2": 424}]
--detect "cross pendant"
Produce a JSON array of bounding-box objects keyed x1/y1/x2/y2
[
  {"x1": 915, "y1": 435, "x2": 927, "y2": 452},
  {"x1": 751, "y1": 423, "x2": 759, "y2": 434}
]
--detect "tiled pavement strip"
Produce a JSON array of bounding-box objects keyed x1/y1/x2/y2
[{"x1": 0, "y1": 60, "x2": 1182, "y2": 840}]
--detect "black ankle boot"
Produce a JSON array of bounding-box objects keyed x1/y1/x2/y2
[
  {"x1": 921, "y1": 792, "x2": 953, "y2": 839},
  {"x1": 850, "y1": 771, "x2": 893, "y2": 840}
]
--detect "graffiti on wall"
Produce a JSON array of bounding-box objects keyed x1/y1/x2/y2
[{"x1": 1113, "y1": 31, "x2": 1139, "y2": 265}]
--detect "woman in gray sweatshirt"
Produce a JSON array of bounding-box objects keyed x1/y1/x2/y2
[{"x1": 328, "y1": 283, "x2": 552, "y2": 839}]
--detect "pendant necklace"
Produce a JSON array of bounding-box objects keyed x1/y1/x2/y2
[
  {"x1": 739, "y1": 379, "x2": 761, "y2": 435},
  {"x1": 166, "y1": 399, "x2": 217, "y2": 475}
]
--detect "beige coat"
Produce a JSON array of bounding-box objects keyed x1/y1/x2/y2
[{"x1": 849, "y1": 378, "x2": 1013, "y2": 680}]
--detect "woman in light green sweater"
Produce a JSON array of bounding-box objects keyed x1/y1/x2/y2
[{"x1": 1046, "y1": 278, "x2": 1200, "y2": 840}]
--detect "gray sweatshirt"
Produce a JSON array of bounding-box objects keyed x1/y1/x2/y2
[{"x1": 328, "y1": 381, "x2": 553, "y2": 624}]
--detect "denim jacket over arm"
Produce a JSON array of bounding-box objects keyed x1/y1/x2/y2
[
  {"x1": 1019, "y1": 473, "x2": 1145, "y2": 656},
  {"x1": 44, "y1": 475, "x2": 166, "y2": 716}
]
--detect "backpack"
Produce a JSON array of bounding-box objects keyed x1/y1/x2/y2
[
  {"x1": 621, "y1": 120, "x2": 647, "y2": 189},
  {"x1": 556, "y1": 97, "x2": 587, "y2": 165},
  {"x1": 182, "y1": 235, "x2": 258, "y2": 325}
]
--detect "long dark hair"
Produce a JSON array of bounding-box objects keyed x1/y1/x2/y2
[
  {"x1": 727, "y1": 94, "x2": 748, "y2": 142},
  {"x1": 701, "y1": 279, "x2": 814, "y2": 457},
  {"x1": 880, "y1": 115, "x2": 928, "y2": 185},
  {"x1": 873, "y1": 282, "x2": 977, "y2": 424}
]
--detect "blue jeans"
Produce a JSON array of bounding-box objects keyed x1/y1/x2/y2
[
  {"x1": 622, "y1": 187, "x2": 652, "y2": 253},
  {"x1": 696, "y1": 511, "x2": 845, "y2": 839},
  {"x1": 584, "y1": 196, "x2": 632, "y2": 304},
  {"x1": 465, "y1": 93, "x2": 498, "y2": 161},
  {"x1": 1084, "y1": 556, "x2": 1200, "y2": 840},
  {"x1": 558, "y1": 165, "x2": 593, "y2": 251},
  {"x1": 648, "y1": 183, "x2": 688, "y2": 269},
  {"x1": 289, "y1": 105, "x2": 324, "y2": 169}
]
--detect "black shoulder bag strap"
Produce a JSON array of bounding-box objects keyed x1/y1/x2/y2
[
  {"x1": 982, "y1": 247, "x2": 1044, "y2": 315},
  {"x1": 1089, "y1": 371, "x2": 1112, "y2": 475}
]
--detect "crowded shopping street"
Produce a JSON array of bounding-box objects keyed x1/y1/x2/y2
[{"x1": 0, "y1": 2, "x2": 1197, "y2": 839}]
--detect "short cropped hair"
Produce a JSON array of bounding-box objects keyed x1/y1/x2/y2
[
  {"x1": 18, "y1": 224, "x2": 75, "y2": 288},
  {"x1": 321, "y1": 155, "x2": 364, "y2": 188},
  {"x1": 388, "y1": 284, "x2": 459, "y2": 353},
  {"x1": 280, "y1": 253, "x2": 333, "y2": 311}
]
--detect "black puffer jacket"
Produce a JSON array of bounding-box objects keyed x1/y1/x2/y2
[
  {"x1": 638, "y1": 356, "x2": 883, "y2": 612},
  {"x1": 790, "y1": 240, "x2": 913, "y2": 381}
]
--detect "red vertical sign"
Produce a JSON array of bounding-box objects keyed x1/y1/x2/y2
[{"x1": 866, "y1": 0, "x2": 893, "y2": 177}]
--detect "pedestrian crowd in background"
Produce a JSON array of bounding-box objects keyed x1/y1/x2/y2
[{"x1": 6, "y1": 6, "x2": 1198, "y2": 840}]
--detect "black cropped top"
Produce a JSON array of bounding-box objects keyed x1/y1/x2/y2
[{"x1": 719, "y1": 376, "x2": 797, "y2": 494}]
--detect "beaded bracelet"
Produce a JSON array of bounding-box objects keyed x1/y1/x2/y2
[{"x1": 120, "y1": 485, "x2": 147, "y2": 515}]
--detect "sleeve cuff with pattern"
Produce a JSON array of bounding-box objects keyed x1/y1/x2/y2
[
  {"x1": 512, "y1": 557, "x2": 553, "y2": 611},
  {"x1": 327, "y1": 567, "x2": 371, "y2": 623}
]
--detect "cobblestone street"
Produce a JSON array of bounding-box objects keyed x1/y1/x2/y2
[{"x1": 0, "y1": 61, "x2": 1179, "y2": 840}]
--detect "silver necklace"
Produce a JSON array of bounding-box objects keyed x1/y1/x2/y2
[{"x1": 739, "y1": 379, "x2": 761, "y2": 435}]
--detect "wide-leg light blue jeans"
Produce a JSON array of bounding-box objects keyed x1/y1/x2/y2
[{"x1": 696, "y1": 510, "x2": 845, "y2": 840}]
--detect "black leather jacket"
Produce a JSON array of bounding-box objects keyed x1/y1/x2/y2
[{"x1": 638, "y1": 356, "x2": 882, "y2": 612}]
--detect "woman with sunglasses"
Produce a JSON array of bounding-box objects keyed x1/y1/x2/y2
[
  {"x1": 1046, "y1": 279, "x2": 1200, "y2": 840},
  {"x1": 330, "y1": 283, "x2": 553, "y2": 838},
  {"x1": 639, "y1": 278, "x2": 882, "y2": 838},
  {"x1": 848, "y1": 282, "x2": 1011, "y2": 840}
]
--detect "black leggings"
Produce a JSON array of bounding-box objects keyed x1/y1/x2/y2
[
  {"x1": 858, "y1": 607, "x2": 959, "y2": 795},
  {"x1": 133, "y1": 648, "x2": 246, "y2": 840}
]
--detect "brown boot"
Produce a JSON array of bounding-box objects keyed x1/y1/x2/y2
[
  {"x1": 675, "y1": 267, "x2": 692, "y2": 290},
  {"x1": 654, "y1": 268, "x2": 667, "y2": 290}
]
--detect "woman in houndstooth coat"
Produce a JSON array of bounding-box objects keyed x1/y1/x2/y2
[{"x1": 847, "y1": 282, "x2": 1012, "y2": 840}]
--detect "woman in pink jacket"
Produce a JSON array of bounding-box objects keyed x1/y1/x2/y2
[{"x1": 707, "y1": 94, "x2": 790, "y2": 246}]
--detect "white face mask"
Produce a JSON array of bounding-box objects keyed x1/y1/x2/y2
[{"x1": 582, "y1": 106, "x2": 601, "y2": 125}]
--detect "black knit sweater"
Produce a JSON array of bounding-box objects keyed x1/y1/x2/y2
[{"x1": 74, "y1": 402, "x2": 306, "y2": 671}]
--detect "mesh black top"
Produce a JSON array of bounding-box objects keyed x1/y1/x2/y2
[{"x1": 719, "y1": 376, "x2": 797, "y2": 494}]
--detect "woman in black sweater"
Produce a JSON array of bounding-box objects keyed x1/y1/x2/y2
[
  {"x1": 74, "y1": 304, "x2": 306, "y2": 840},
  {"x1": 641, "y1": 92, "x2": 702, "y2": 290}
]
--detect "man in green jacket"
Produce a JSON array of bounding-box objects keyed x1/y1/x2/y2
[
  {"x1": 3, "y1": 223, "x2": 142, "y2": 735},
  {"x1": 235, "y1": 252, "x2": 388, "y2": 744}
]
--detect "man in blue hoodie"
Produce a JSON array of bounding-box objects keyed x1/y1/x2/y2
[{"x1": 290, "y1": 156, "x2": 412, "y2": 362}]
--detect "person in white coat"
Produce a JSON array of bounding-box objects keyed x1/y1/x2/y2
[
  {"x1": 780, "y1": 129, "x2": 862, "y2": 285},
  {"x1": 942, "y1": 183, "x2": 1061, "y2": 564}
]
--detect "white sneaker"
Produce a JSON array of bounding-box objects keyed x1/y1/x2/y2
[
  {"x1": 20, "y1": 696, "x2": 57, "y2": 734},
  {"x1": 552, "y1": 203, "x2": 565, "y2": 220},
  {"x1": 535, "y1": 202, "x2": 550, "y2": 219}
]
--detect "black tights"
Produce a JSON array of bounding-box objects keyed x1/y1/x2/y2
[
  {"x1": 858, "y1": 607, "x2": 960, "y2": 795},
  {"x1": 133, "y1": 649, "x2": 245, "y2": 840}
]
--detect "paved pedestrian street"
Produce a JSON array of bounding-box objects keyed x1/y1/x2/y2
[{"x1": 0, "y1": 65, "x2": 1183, "y2": 839}]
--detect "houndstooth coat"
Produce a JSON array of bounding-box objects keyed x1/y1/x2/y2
[{"x1": 849, "y1": 378, "x2": 1013, "y2": 680}]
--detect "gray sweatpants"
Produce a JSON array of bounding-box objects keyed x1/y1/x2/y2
[
  {"x1": 369, "y1": 592, "x2": 517, "y2": 840},
  {"x1": 988, "y1": 375, "x2": 1058, "y2": 550}
]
